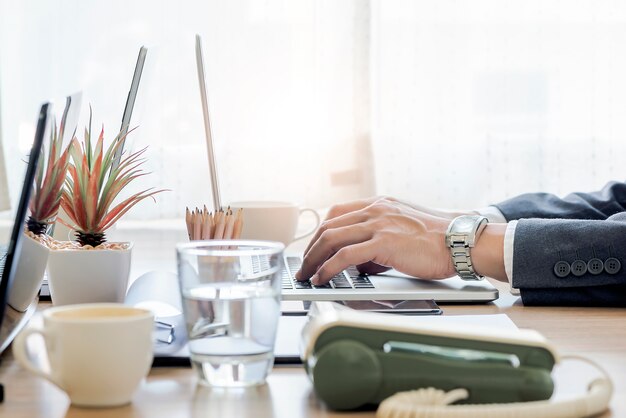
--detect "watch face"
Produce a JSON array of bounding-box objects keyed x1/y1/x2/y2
[{"x1": 455, "y1": 216, "x2": 476, "y2": 233}]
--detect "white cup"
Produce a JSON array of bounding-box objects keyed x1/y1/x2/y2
[
  {"x1": 13, "y1": 303, "x2": 154, "y2": 408},
  {"x1": 229, "y1": 201, "x2": 321, "y2": 247}
]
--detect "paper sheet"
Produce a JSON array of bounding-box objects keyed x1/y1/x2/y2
[{"x1": 274, "y1": 314, "x2": 518, "y2": 360}]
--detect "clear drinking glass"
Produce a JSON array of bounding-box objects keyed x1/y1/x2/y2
[{"x1": 176, "y1": 240, "x2": 284, "y2": 387}]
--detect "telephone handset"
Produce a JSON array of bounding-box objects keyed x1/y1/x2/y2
[{"x1": 300, "y1": 302, "x2": 612, "y2": 417}]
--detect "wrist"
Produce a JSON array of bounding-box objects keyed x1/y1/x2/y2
[{"x1": 471, "y1": 223, "x2": 507, "y2": 281}]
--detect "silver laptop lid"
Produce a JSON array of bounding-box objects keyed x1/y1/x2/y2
[
  {"x1": 111, "y1": 46, "x2": 148, "y2": 171},
  {"x1": 195, "y1": 34, "x2": 222, "y2": 212}
]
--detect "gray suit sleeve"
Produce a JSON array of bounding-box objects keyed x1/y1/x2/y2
[
  {"x1": 494, "y1": 181, "x2": 626, "y2": 221},
  {"x1": 511, "y1": 212, "x2": 626, "y2": 306}
]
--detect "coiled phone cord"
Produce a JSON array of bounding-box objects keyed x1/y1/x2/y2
[{"x1": 377, "y1": 355, "x2": 613, "y2": 418}]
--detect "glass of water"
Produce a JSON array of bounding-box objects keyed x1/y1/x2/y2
[{"x1": 176, "y1": 240, "x2": 284, "y2": 387}]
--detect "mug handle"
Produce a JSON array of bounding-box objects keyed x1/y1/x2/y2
[
  {"x1": 294, "y1": 208, "x2": 321, "y2": 242},
  {"x1": 13, "y1": 327, "x2": 64, "y2": 389}
]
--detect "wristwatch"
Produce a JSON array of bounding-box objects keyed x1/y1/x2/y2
[{"x1": 445, "y1": 215, "x2": 489, "y2": 281}]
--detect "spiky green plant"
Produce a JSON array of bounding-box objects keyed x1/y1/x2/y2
[
  {"x1": 27, "y1": 106, "x2": 73, "y2": 236},
  {"x1": 60, "y1": 113, "x2": 165, "y2": 247}
]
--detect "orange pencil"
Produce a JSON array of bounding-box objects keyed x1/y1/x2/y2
[
  {"x1": 193, "y1": 208, "x2": 201, "y2": 240},
  {"x1": 233, "y1": 208, "x2": 243, "y2": 239},
  {"x1": 205, "y1": 212, "x2": 215, "y2": 239},
  {"x1": 200, "y1": 209, "x2": 209, "y2": 239},
  {"x1": 223, "y1": 209, "x2": 235, "y2": 239},
  {"x1": 185, "y1": 207, "x2": 192, "y2": 240},
  {"x1": 214, "y1": 209, "x2": 226, "y2": 239}
]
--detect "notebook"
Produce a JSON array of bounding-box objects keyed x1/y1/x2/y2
[{"x1": 0, "y1": 103, "x2": 48, "y2": 355}]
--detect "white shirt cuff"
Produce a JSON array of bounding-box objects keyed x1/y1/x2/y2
[{"x1": 504, "y1": 221, "x2": 519, "y2": 295}]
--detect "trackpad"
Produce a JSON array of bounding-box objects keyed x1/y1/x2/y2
[
  {"x1": 281, "y1": 300, "x2": 311, "y2": 315},
  {"x1": 280, "y1": 300, "x2": 441, "y2": 315}
]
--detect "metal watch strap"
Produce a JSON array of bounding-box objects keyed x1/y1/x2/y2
[{"x1": 447, "y1": 216, "x2": 488, "y2": 281}]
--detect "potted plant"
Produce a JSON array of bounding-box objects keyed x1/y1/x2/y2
[
  {"x1": 9, "y1": 104, "x2": 72, "y2": 312},
  {"x1": 46, "y1": 112, "x2": 165, "y2": 305}
]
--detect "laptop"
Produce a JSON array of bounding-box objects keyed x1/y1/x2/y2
[
  {"x1": 0, "y1": 103, "x2": 48, "y2": 357},
  {"x1": 193, "y1": 35, "x2": 498, "y2": 305},
  {"x1": 280, "y1": 255, "x2": 498, "y2": 303}
]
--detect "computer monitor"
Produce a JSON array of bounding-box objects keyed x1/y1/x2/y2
[{"x1": 0, "y1": 103, "x2": 48, "y2": 355}]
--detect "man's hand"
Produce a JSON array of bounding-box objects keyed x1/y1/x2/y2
[{"x1": 295, "y1": 197, "x2": 456, "y2": 285}]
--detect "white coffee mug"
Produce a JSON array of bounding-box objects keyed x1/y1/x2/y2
[
  {"x1": 13, "y1": 303, "x2": 154, "y2": 407},
  {"x1": 229, "y1": 201, "x2": 321, "y2": 247}
]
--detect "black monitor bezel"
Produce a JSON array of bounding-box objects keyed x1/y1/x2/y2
[{"x1": 0, "y1": 103, "x2": 48, "y2": 344}]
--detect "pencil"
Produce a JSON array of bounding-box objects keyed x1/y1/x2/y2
[
  {"x1": 224, "y1": 208, "x2": 235, "y2": 239},
  {"x1": 233, "y1": 208, "x2": 243, "y2": 239},
  {"x1": 193, "y1": 208, "x2": 201, "y2": 240},
  {"x1": 214, "y1": 209, "x2": 226, "y2": 239},
  {"x1": 185, "y1": 207, "x2": 192, "y2": 240},
  {"x1": 200, "y1": 209, "x2": 208, "y2": 240},
  {"x1": 204, "y1": 212, "x2": 214, "y2": 239},
  {"x1": 208, "y1": 211, "x2": 216, "y2": 239}
]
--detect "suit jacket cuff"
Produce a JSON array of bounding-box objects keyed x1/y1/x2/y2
[{"x1": 511, "y1": 218, "x2": 626, "y2": 290}]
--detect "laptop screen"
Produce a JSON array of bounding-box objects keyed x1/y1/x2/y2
[{"x1": 0, "y1": 103, "x2": 48, "y2": 355}]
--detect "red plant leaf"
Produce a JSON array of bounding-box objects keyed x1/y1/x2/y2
[{"x1": 99, "y1": 189, "x2": 165, "y2": 231}]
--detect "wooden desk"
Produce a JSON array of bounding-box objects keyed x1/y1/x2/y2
[{"x1": 1, "y1": 280, "x2": 624, "y2": 418}]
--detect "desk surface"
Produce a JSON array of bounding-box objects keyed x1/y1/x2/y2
[{"x1": 1, "y1": 280, "x2": 625, "y2": 418}]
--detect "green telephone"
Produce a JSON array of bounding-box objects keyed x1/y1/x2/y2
[{"x1": 300, "y1": 302, "x2": 612, "y2": 417}]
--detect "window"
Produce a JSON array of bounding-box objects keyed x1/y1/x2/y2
[
  {"x1": 1, "y1": 0, "x2": 625, "y2": 228},
  {"x1": 372, "y1": 0, "x2": 626, "y2": 208},
  {"x1": 0, "y1": 0, "x2": 371, "y2": 225}
]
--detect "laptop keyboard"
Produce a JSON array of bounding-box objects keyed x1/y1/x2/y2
[{"x1": 282, "y1": 256, "x2": 374, "y2": 290}]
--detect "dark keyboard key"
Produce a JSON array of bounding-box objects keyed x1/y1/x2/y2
[{"x1": 312, "y1": 283, "x2": 332, "y2": 289}]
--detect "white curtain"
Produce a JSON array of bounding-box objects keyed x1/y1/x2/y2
[
  {"x1": 2, "y1": 0, "x2": 626, "y2": 222},
  {"x1": 371, "y1": 0, "x2": 626, "y2": 209}
]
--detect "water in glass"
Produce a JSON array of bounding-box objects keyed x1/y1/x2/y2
[
  {"x1": 182, "y1": 282, "x2": 280, "y2": 387},
  {"x1": 177, "y1": 241, "x2": 284, "y2": 388}
]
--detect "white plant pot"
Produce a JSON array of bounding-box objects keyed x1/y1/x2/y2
[
  {"x1": 8, "y1": 234, "x2": 50, "y2": 312},
  {"x1": 47, "y1": 243, "x2": 133, "y2": 306}
]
